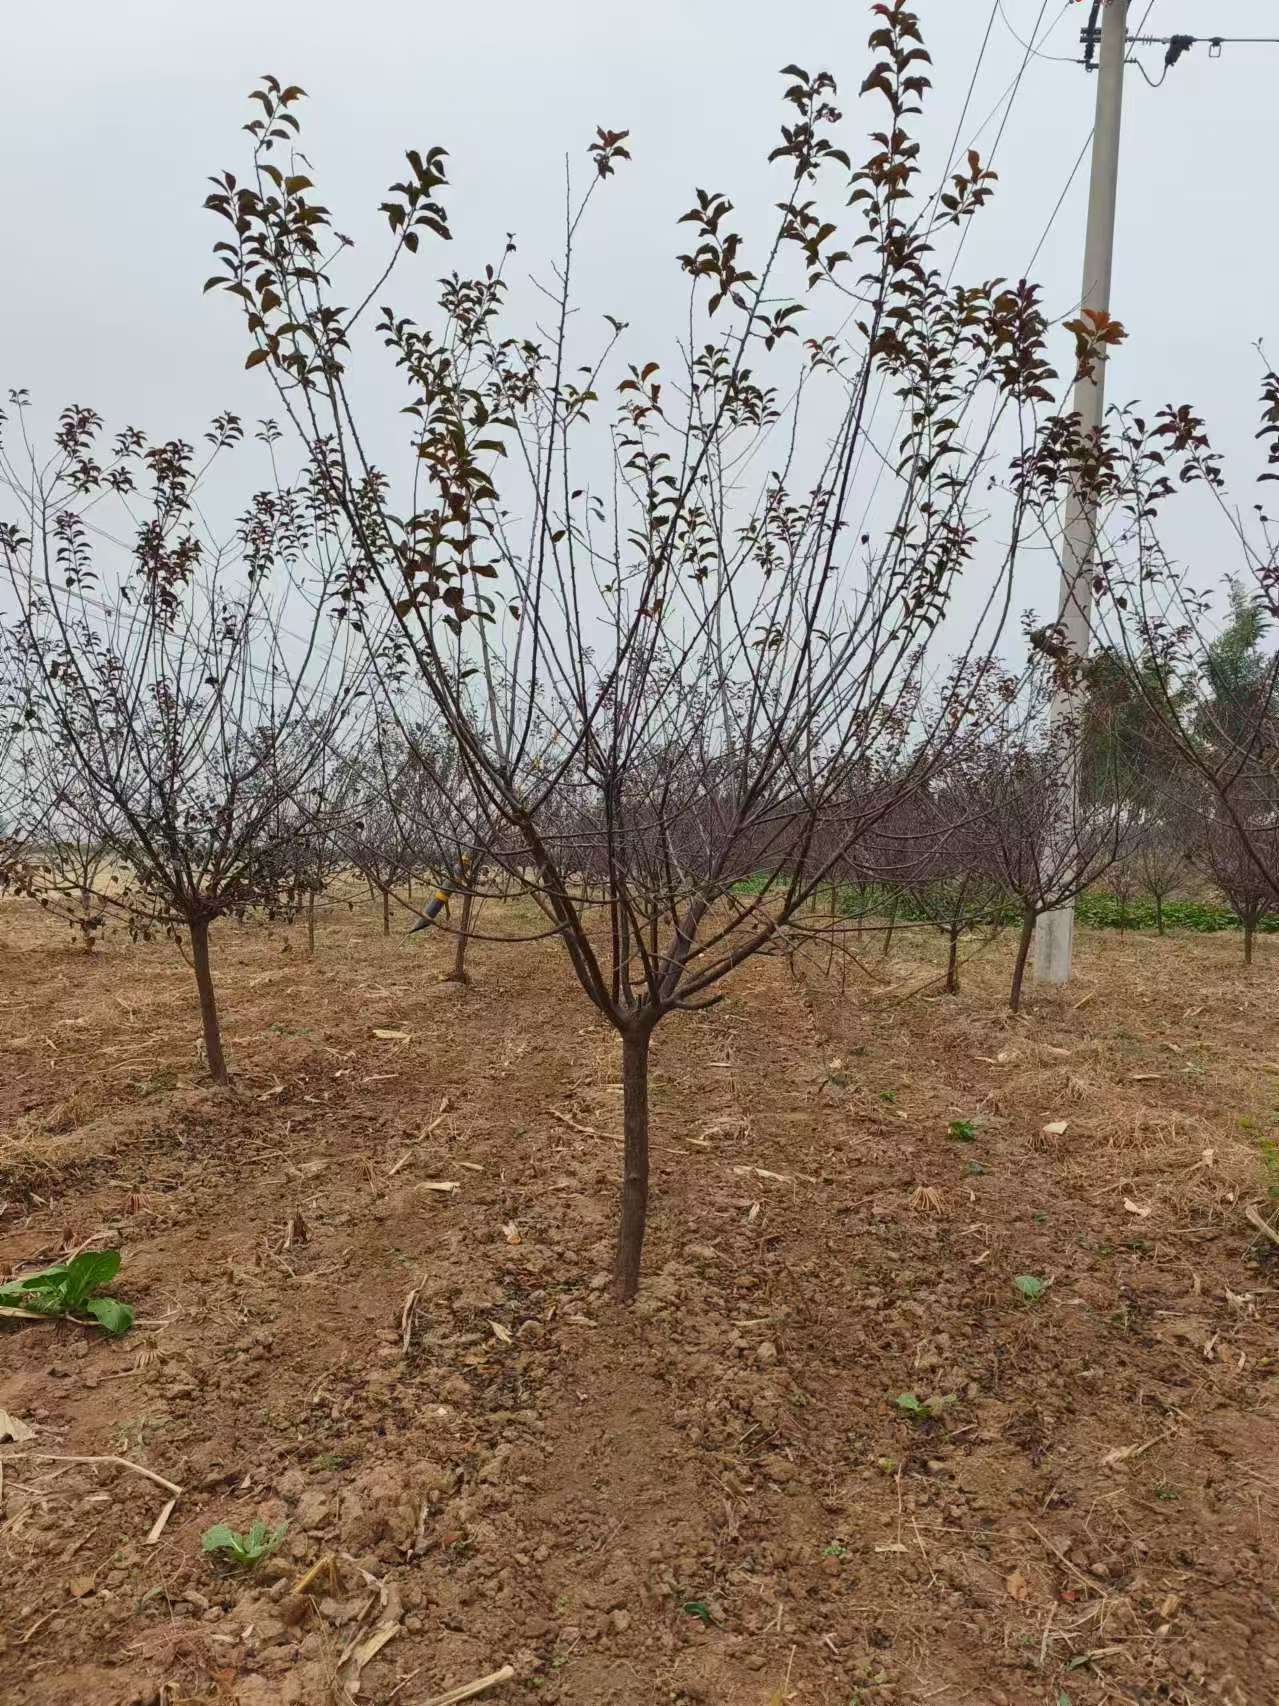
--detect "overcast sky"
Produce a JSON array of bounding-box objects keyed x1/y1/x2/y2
[{"x1": 2, "y1": 0, "x2": 1274, "y2": 642}]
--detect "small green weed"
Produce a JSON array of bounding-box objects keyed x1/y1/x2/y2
[
  {"x1": 1012, "y1": 1274, "x2": 1048, "y2": 1303},
  {"x1": 947, "y1": 1119, "x2": 978, "y2": 1142},
  {"x1": 201, "y1": 1519, "x2": 287, "y2": 1568},
  {"x1": 0, "y1": 1250, "x2": 133, "y2": 1336},
  {"x1": 879, "y1": 1090, "x2": 897, "y2": 1104},
  {"x1": 893, "y1": 1391, "x2": 956, "y2": 1421},
  {"x1": 678, "y1": 1596, "x2": 714, "y2": 1626},
  {"x1": 821, "y1": 1541, "x2": 849, "y2": 1560}
]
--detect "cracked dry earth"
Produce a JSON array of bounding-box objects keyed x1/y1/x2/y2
[{"x1": 1, "y1": 895, "x2": 1277, "y2": 1706}]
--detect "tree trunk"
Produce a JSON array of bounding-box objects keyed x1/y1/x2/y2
[
  {"x1": 445, "y1": 887, "x2": 475, "y2": 983},
  {"x1": 613, "y1": 1024, "x2": 652, "y2": 1304},
  {"x1": 1154, "y1": 894, "x2": 1164, "y2": 936},
  {"x1": 1244, "y1": 913, "x2": 1256, "y2": 966},
  {"x1": 189, "y1": 916, "x2": 229, "y2": 1086},
  {"x1": 1009, "y1": 909, "x2": 1036, "y2": 1013},
  {"x1": 882, "y1": 897, "x2": 898, "y2": 959},
  {"x1": 945, "y1": 927, "x2": 960, "y2": 995},
  {"x1": 381, "y1": 888, "x2": 390, "y2": 937},
  {"x1": 306, "y1": 889, "x2": 316, "y2": 956}
]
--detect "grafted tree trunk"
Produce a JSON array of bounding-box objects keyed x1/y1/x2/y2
[
  {"x1": 445, "y1": 886, "x2": 475, "y2": 983},
  {"x1": 945, "y1": 926, "x2": 961, "y2": 995},
  {"x1": 613, "y1": 1023, "x2": 652, "y2": 1304},
  {"x1": 1009, "y1": 907, "x2": 1036, "y2": 1013},
  {"x1": 382, "y1": 888, "x2": 390, "y2": 937},
  {"x1": 1154, "y1": 894, "x2": 1164, "y2": 935},
  {"x1": 882, "y1": 896, "x2": 899, "y2": 959},
  {"x1": 188, "y1": 916, "x2": 229, "y2": 1086},
  {"x1": 306, "y1": 888, "x2": 316, "y2": 956},
  {"x1": 1244, "y1": 911, "x2": 1257, "y2": 966}
]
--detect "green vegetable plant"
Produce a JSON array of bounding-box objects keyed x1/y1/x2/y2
[
  {"x1": 201, "y1": 1519, "x2": 287, "y2": 1568},
  {"x1": 1012, "y1": 1274, "x2": 1048, "y2": 1303},
  {"x1": 0, "y1": 1250, "x2": 134, "y2": 1336},
  {"x1": 947, "y1": 1119, "x2": 978, "y2": 1142}
]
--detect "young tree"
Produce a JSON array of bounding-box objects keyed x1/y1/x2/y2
[
  {"x1": 974, "y1": 692, "x2": 1132, "y2": 1011},
  {"x1": 899, "y1": 783, "x2": 1007, "y2": 994},
  {"x1": 2, "y1": 403, "x2": 357, "y2": 1082},
  {"x1": 336, "y1": 724, "x2": 424, "y2": 938},
  {"x1": 1132, "y1": 811, "x2": 1187, "y2": 935},
  {"x1": 26, "y1": 776, "x2": 115, "y2": 949},
  {"x1": 204, "y1": 7, "x2": 1119, "y2": 1296},
  {"x1": 1190, "y1": 783, "x2": 1279, "y2": 966},
  {"x1": 0, "y1": 667, "x2": 43, "y2": 908},
  {"x1": 1081, "y1": 384, "x2": 1279, "y2": 912},
  {"x1": 396, "y1": 717, "x2": 506, "y2": 984}
]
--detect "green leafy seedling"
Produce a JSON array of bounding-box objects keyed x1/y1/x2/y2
[
  {"x1": 0, "y1": 1250, "x2": 133, "y2": 1336},
  {"x1": 893, "y1": 1391, "x2": 956, "y2": 1421},
  {"x1": 201, "y1": 1519, "x2": 287, "y2": 1568},
  {"x1": 1012, "y1": 1274, "x2": 1047, "y2": 1303},
  {"x1": 678, "y1": 1597, "x2": 713, "y2": 1627},
  {"x1": 947, "y1": 1119, "x2": 978, "y2": 1142}
]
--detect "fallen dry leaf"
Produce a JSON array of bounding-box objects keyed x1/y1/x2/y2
[
  {"x1": 1124, "y1": 1198, "x2": 1153, "y2": 1218},
  {"x1": 500, "y1": 1221, "x2": 521, "y2": 1246},
  {"x1": 372, "y1": 1028, "x2": 412, "y2": 1042},
  {"x1": 1005, "y1": 1568, "x2": 1030, "y2": 1601},
  {"x1": 1042, "y1": 1120, "x2": 1069, "y2": 1137},
  {"x1": 489, "y1": 1320, "x2": 512, "y2": 1344},
  {"x1": 340, "y1": 1620, "x2": 400, "y2": 1695},
  {"x1": 0, "y1": 1409, "x2": 35, "y2": 1443}
]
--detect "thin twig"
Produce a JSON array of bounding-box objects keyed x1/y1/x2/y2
[
  {"x1": 145, "y1": 1497, "x2": 177, "y2": 1545},
  {"x1": 35, "y1": 1454, "x2": 182, "y2": 1497},
  {"x1": 420, "y1": 1664, "x2": 516, "y2": 1706},
  {"x1": 1244, "y1": 1204, "x2": 1279, "y2": 1248}
]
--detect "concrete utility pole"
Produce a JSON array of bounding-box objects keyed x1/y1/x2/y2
[{"x1": 1035, "y1": 0, "x2": 1129, "y2": 987}]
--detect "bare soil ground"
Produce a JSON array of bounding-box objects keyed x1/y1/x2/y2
[{"x1": 1, "y1": 896, "x2": 1277, "y2": 1706}]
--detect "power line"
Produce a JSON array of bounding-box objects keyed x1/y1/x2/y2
[
  {"x1": 996, "y1": 0, "x2": 1080, "y2": 64},
  {"x1": 1112, "y1": 33, "x2": 1279, "y2": 49}
]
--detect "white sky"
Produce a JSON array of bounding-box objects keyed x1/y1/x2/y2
[{"x1": 2, "y1": 0, "x2": 1275, "y2": 644}]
